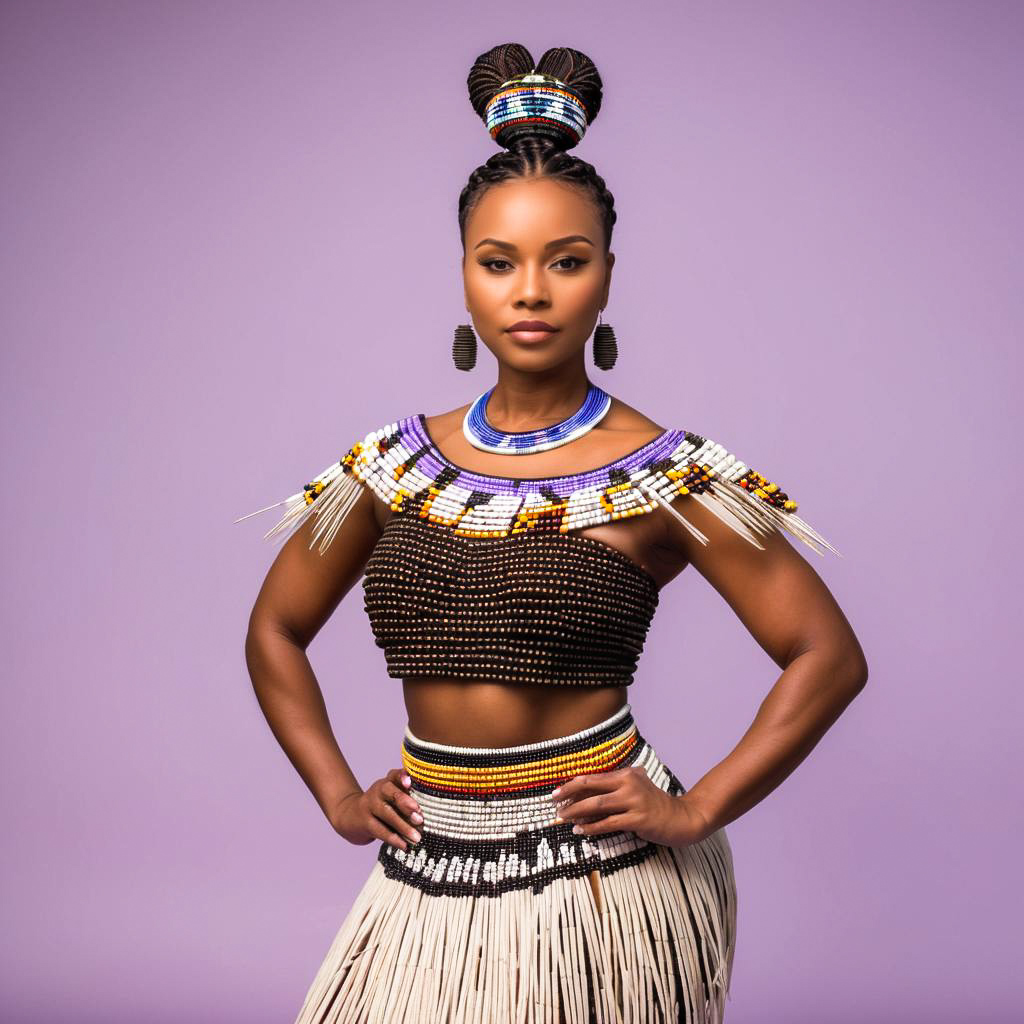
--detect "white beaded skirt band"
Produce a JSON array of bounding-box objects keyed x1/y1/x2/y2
[{"x1": 292, "y1": 703, "x2": 738, "y2": 1024}]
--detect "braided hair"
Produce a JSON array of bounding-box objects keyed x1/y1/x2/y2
[{"x1": 460, "y1": 43, "x2": 617, "y2": 254}]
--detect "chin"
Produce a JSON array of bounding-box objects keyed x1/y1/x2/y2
[{"x1": 500, "y1": 342, "x2": 568, "y2": 363}]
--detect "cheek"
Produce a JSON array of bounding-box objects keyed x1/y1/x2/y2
[
  {"x1": 557, "y1": 275, "x2": 603, "y2": 312},
  {"x1": 465, "y1": 272, "x2": 506, "y2": 309}
]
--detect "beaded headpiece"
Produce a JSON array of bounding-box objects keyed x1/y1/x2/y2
[{"x1": 484, "y1": 71, "x2": 589, "y2": 150}]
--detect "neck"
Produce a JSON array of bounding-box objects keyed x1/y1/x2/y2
[{"x1": 484, "y1": 361, "x2": 595, "y2": 431}]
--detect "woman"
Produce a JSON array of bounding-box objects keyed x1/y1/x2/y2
[{"x1": 240, "y1": 43, "x2": 867, "y2": 1024}]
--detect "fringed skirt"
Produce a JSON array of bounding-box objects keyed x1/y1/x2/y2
[{"x1": 293, "y1": 703, "x2": 738, "y2": 1023}]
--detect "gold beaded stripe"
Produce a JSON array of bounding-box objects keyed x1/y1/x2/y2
[
  {"x1": 596, "y1": 482, "x2": 655, "y2": 524},
  {"x1": 402, "y1": 729, "x2": 639, "y2": 794}
]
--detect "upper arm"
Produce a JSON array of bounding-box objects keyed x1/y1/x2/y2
[
  {"x1": 662, "y1": 494, "x2": 866, "y2": 679},
  {"x1": 247, "y1": 481, "x2": 385, "y2": 650}
]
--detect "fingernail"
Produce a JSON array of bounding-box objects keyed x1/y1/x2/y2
[
  {"x1": 552, "y1": 787, "x2": 561, "y2": 797},
  {"x1": 402, "y1": 775, "x2": 411, "y2": 786},
  {"x1": 553, "y1": 816, "x2": 564, "y2": 824},
  {"x1": 572, "y1": 825, "x2": 583, "y2": 834},
  {"x1": 412, "y1": 811, "x2": 423, "y2": 823},
  {"x1": 411, "y1": 830, "x2": 421, "y2": 842}
]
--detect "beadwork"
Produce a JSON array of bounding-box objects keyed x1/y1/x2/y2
[
  {"x1": 293, "y1": 703, "x2": 739, "y2": 1023},
  {"x1": 237, "y1": 411, "x2": 838, "y2": 690},
  {"x1": 483, "y1": 71, "x2": 590, "y2": 149},
  {"x1": 463, "y1": 382, "x2": 613, "y2": 454},
  {"x1": 383, "y1": 705, "x2": 675, "y2": 896},
  {"x1": 248, "y1": 410, "x2": 837, "y2": 558},
  {"x1": 361, "y1": 511, "x2": 659, "y2": 686}
]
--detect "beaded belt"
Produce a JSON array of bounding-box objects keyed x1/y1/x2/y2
[{"x1": 376, "y1": 704, "x2": 685, "y2": 897}]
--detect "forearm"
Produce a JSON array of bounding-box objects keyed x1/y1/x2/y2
[
  {"x1": 680, "y1": 647, "x2": 867, "y2": 837},
  {"x1": 244, "y1": 620, "x2": 362, "y2": 822}
]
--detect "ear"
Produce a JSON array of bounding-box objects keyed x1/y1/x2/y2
[{"x1": 601, "y1": 251, "x2": 615, "y2": 307}]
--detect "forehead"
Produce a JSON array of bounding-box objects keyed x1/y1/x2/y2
[{"x1": 466, "y1": 178, "x2": 600, "y2": 245}]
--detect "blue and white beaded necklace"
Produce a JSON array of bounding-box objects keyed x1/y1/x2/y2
[{"x1": 462, "y1": 383, "x2": 613, "y2": 455}]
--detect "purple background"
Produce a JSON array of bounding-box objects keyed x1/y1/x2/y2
[{"x1": 2, "y1": 1, "x2": 1020, "y2": 1021}]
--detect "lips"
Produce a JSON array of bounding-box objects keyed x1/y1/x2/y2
[
  {"x1": 506, "y1": 320, "x2": 559, "y2": 344},
  {"x1": 506, "y1": 320, "x2": 557, "y2": 332}
]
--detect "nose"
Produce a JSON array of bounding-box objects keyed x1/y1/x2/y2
[{"x1": 514, "y1": 262, "x2": 551, "y2": 308}]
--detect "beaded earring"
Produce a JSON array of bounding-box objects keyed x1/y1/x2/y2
[
  {"x1": 452, "y1": 323, "x2": 477, "y2": 371},
  {"x1": 592, "y1": 309, "x2": 618, "y2": 370}
]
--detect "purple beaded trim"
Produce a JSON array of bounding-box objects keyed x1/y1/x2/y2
[{"x1": 409, "y1": 413, "x2": 687, "y2": 496}]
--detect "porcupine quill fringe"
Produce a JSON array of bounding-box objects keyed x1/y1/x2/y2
[
  {"x1": 637, "y1": 476, "x2": 838, "y2": 558},
  {"x1": 232, "y1": 461, "x2": 365, "y2": 555},
  {"x1": 636, "y1": 443, "x2": 842, "y2": 559},
  {"x1": 291, "y1": 833, "x2": 737, "y2": 1024}
]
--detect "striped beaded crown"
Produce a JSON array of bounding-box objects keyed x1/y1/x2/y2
[{"x1": 484, "y1": 71, "x2": 589, "y2": 150}]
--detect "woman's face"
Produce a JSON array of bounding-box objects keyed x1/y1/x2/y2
[{"x1": 463, "y1": 177, "x2": 614, "y2": 369}]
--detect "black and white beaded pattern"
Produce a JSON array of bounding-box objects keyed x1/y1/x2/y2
[{"x1": 379, "y1": 705, "x2": 683, "y2": 898}]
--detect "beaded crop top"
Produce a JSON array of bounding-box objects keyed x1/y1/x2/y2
[{"x1": 243, "y1": 412, "x2": 837, "y2": 687}]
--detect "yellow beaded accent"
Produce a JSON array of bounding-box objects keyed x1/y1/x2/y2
[{"x1": 402, "y1": 729, "x2": 638, "y2": 790}]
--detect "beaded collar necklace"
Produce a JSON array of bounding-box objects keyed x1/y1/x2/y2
[{"x1": 462, "y1": 383, "x2": 613, "y2": 455}]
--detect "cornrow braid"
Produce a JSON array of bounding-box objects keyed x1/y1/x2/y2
[{"x1": 460, "y1": 43, "x2": 617, "y2": 253}]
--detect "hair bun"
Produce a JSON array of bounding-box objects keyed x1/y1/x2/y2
[{"x1": 467, "y1": 43, "x2": 604, "y2": 153}]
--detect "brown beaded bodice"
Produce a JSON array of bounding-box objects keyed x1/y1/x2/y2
[
  {"x1": 361, "y1": 511, "x2": 661, "y2": 687},
  {"x1": 243, "y1": 410, "x2": 836, "y2": 687}
]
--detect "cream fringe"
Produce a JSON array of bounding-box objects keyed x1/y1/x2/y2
[{"x1": 293, "y1": 830, "x2": 737, "y2": 1024}]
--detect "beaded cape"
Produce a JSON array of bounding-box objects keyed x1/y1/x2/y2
[{"x1": 243, "y1": 411, "x2": 838, "y2": 560}]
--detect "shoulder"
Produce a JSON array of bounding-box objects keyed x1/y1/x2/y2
[
  {"x1": 651, "y1": 423, "x2": 839, "y2": 558},
  {"x1": 236, "y1": 410, "x2": 420, "y2": 553},
  {"x1": 422, "y1": 404, "x2": 470, "y2": 445},
  {"x1": 600, "y1": 396, "x2": 665, "y2": 436}
]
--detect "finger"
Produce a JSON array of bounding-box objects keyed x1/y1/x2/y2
[
  {"x1": 554, "y1": 770, "x2": 630, "y2": 806},
  {"x1": 571, "y1": 811, "x2": 636, "y2": 837},
  {"x1": 377, "y1": 805, "x2": 422, "y2": 845},
  {"x1": 374, "y1": 782, "x2": 414, "y2": 821},
  {"x1": 555, "y1": 791, "x2": 630, "y2": 823},
  {"x1": 368, "y1": 816, "x2": 412, "y2": 852},
  {"x1": 387, "y1": 767, "x2": 415, "y2": 791},
  {"x1": 382, "y1": 779, "x2": 423, "y2": 822},
  {"x1": 374, "y1": 797, "x2": 422, "y2": 845}
]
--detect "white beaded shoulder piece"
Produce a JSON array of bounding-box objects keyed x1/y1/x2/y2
[{"x1": 237, "y1": 412, "x2": 839, "y2": 559}]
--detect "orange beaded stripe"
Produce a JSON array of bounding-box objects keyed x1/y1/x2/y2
[{"x1": 402, "y1": 726, "x2": 639, "y2": 796}]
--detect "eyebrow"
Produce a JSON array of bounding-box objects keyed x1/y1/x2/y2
[{"x1": 473, "y1": 234, "x2": 595, "y2": 252}]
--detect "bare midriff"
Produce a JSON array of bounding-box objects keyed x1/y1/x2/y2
[{"x1": 401, "y1": 677, "x2": 629, "y2": 748}]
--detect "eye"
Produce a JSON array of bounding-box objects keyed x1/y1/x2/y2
[
  {"x1": 480, "y1": 258, "x2": 514, "y2": 272},
  {"x1": 553, "y1": 256, "x2": 588, "y2": 271},
  {"x1": 479, "y1": 256, "x2": 589, "y2": 273}
]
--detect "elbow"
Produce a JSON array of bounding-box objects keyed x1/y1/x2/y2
[
  {"x1": 830, "y1": 642, "x2": 869, "y2": 696},
  {"x1": 244, "y1": 606, "x2": 264, "y2": 665},
  {"x1": 244, "y1": 621, "x2": 266, "y2": 685},
  {"x1": 244, "y1": 609, "x2": 295, "y2": 684},
  {"x1": 245, "y1": 605, "x2": 309, "y2": 671},
  {"x1": 793, "y1": 635, "x2": 868, "y2": 696},
  {"x1": 244, "y1": 622, "x2": 262, "y2": 670}
]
